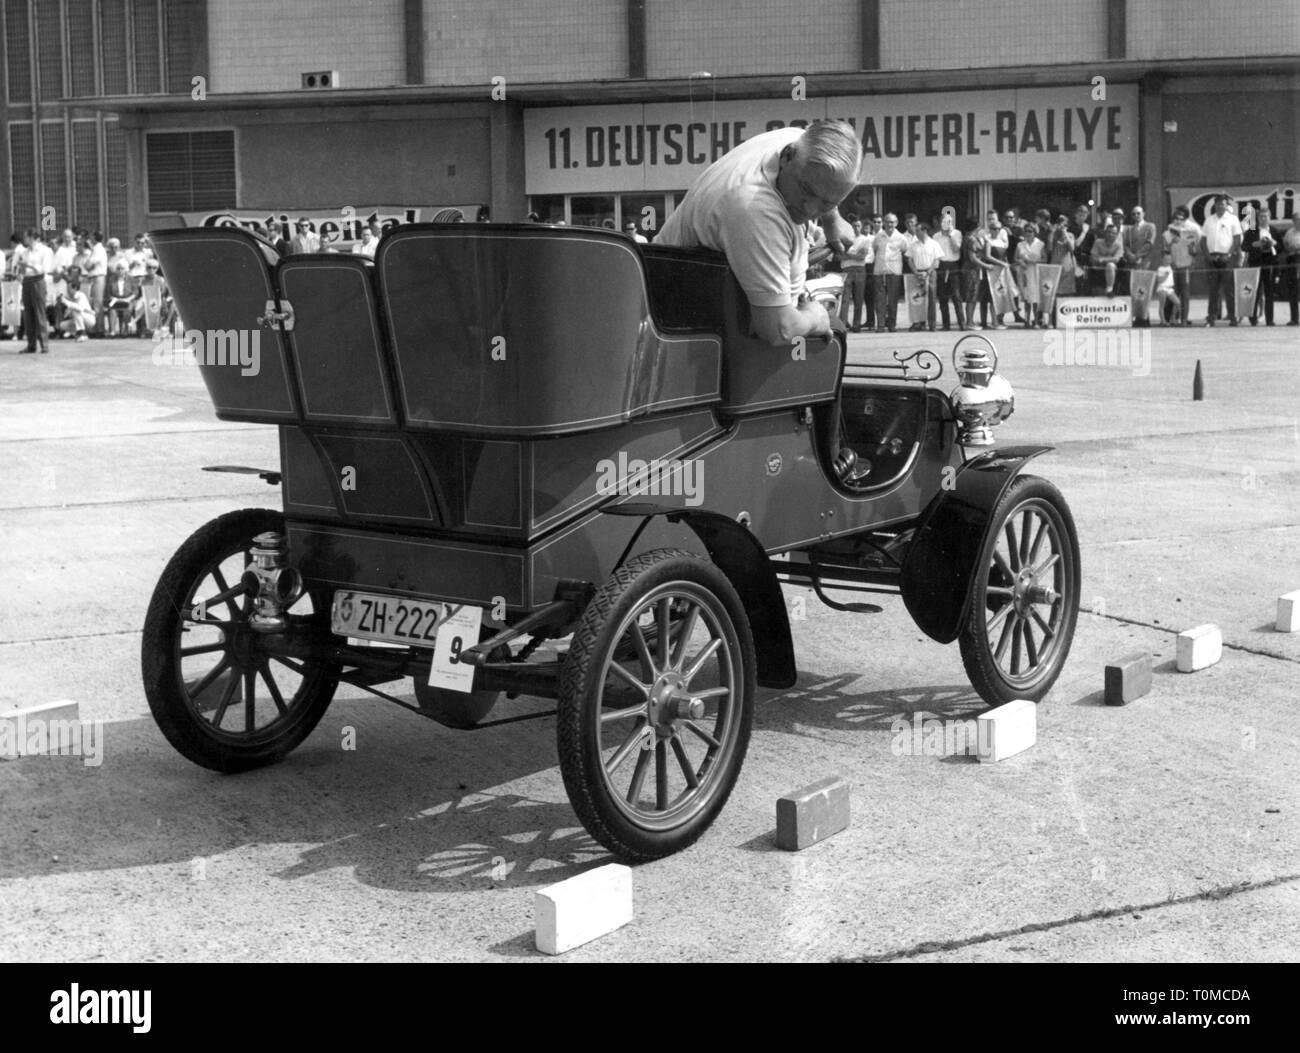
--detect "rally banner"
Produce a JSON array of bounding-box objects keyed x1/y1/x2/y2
[
  {"x1": 1129, "y1": 269, "x2": 1156, "y2": 324},
  {"x1": 904, "y1": 273, "x2": 930, "y2": 324},
  {"x1": 525, "y1": 84, "x2": 1139, "y2": 194},
  {"x1": 986, "y1": 265, "x2": 1018, "y2": 317},
  {"x1": 1, "y1": 279, "x2": 20, "y2": 330},
  {"x1": 1234, "y1": 268, "x2": 1261, "y2": 320},
  {"x1": 1037, "y1": 263, "x2": 1062, "y2": 315},
  {"x1": 173, "y1": 204, "x2": 486, "y2": 250}
]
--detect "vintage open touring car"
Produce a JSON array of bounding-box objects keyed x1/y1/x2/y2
[{"x1": 142, "y1": 222, "x2": 1080, "y2": 861}]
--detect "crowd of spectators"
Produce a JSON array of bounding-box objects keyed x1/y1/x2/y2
[
  {"x1": 823, "y1": 198, "x2": 1300, "y2": 332},
  {"x1": 4, "y1": 226, "x2": 174, "y2": 346}
]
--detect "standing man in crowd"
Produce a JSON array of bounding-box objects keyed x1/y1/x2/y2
[
  {"x1": 654, "y1": 118, "x2": 862, "y2": 345},
  {"x1": 12, "y1": 227, "x2": 53, "y2": 353},
  {"x1": 1069, "y1": 204, "x2": 1094, "y2": 293},
  {"x1": 87, "y1": 230, "x2": 108, "y2": 336},
  {"x1": 905, "y1": 223, "x2": 941, "y2": 332},
  {"x1": 1122, "y1": 205, "x2": 1159, "y2": 326},
  {"x1": 837, "y1": 214, "x2": 872, "y2": 332},
  {"x1": 1163, "y1": 205, "x2": 1200, "y2": 327},
  {"x1": 1201, "y1": 194, "x2": 1242, "y2": 326},
  {"x1": 1281, "y1": 221, "x2": 1300, "y2": 326},
  {"x1": 872, "y1": 213, "x2": 908, "y2": 332},
  {"x1": 1243, "y1": 208, "x2": 1279, "y2": 326},
  {"x1": 933, "y1": 211, "x2": 964, "y2": 331}
]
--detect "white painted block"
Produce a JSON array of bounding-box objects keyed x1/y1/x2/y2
[
  {"x1": 976, "y1": 698, "x2": 1036, "y2": 764},
  {"x1": 535, "y1": 863, "x2": 633, "y2": 955},
  {"x1": 0, "y1": 700, "x2": 81, "y2": 760},
  {"x1": 1276, "y1": 592, "x2": 1300, "y2": 633},
  {"x1": 1176, "y1": 624, "x2": 1222, "y2": 672}
]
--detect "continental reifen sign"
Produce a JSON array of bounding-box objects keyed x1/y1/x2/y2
[{"x1": 523, "y1": 85, "x2": 1138, "y2": 194}]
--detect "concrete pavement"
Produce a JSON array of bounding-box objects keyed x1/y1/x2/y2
[{"x1": 0, "y1": 325, "x2": 1297, "y2": 962}]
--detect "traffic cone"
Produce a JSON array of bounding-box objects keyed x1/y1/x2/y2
[{"x1": 1193, "y1": 359, "x2": 1204, "y2": 401}]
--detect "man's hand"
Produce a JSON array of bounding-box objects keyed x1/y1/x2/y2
[
  {"x1": 751, "y1": 298, "x2": 831, "y2": 345},
  {"x1": 818, "y1": 209, "x2": 855, "y2": 255}
]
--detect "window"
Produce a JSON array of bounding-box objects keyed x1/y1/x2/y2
[
  {"x1": 879, "y1": 184, "x2": 979, "y2": 229},
  {"x1": 146, "y1": 130, "x2": 235, "y2": 212}
]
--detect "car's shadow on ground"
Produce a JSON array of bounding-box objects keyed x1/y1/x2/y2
[
  {"x1": 0, "y1": 694, "x2": 608, "y2": 892},
  {"x1": 756, "y1": 670, "x2": 985, "y2": 734}
]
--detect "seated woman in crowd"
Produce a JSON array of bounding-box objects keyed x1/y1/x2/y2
[
  {"x1": 1090, "y1": 224, "x2": 1124, "y2": 296},
  {"x1": 103, "y1": 260, "x2": 138, "y2": 335}
]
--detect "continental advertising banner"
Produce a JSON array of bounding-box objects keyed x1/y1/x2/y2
[
  {"x1": 173, "y1": 204, "x2": 485, "y2": 248},
  {"x1": 524, "y1": 85, "x2": 1138, "y2": 194},
  {"x1": 1166, "y1": 185, "x2": 1298, "y2": 231}
]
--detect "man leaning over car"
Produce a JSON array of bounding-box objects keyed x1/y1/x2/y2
[{"x1": 655, "y1": 119, "x2": 862, "y2": 346}]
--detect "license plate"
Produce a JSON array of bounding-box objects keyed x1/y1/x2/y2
[{"x1": 331, "y1": 590, "x2": 443, "y2": 648}]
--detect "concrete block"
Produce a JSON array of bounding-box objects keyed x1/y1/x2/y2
[
  {"x1": 776, "y1": 775, "x2": 850, "y2": 850},
  {"x1": 1176, "y1": 624, "x2": 1222, "y2": 672},
  {"x1": 535, "y1": 863, "x2": 633, "y2": 955},
  {"x1": 1105, "y1": 652, "x2": 1152, "y2": 706},
  {"x1": 0, "y1": 700, "x2": 80, "y2": 760},
  {"x1": 1276, "y1": 592, "x2": 1300, "y2": 633},
  {"x1": 976, "y1": 699, "x2": 1036, "y2": 763}
]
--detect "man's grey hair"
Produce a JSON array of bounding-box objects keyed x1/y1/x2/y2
[{"x1": 797, "y1": 119, "x2": 862, "y2": 180}]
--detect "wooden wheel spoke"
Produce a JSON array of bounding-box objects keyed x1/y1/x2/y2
[
  {"x1": 682, "y1": 637, "x2": 722, "y2": 686},
  {"x1": 607, "y1": 659, "x2": 648, "y2": 695},
  {"x1": 211, "y1": 667, "x2": 239, "y2": 727},
  {"x1": 243, "y1": 669, "x2": 257, "y2": 732},
  {"x1": 629, "y1": 621, "x2": 656, "y2": 680},
  {"x1": 210, "y1": 566, "x2": 245, "y2": 620},
  {"x1": 669, "y1": 604, "x2": 701, "y2": 670},
  {"x1": 270, "y1": 654, "x2": 308, "y2": 677},
  {"x1": 187, "y1": 655, "x2": 230, "y2": 700},
  {"x1": 1022, "y1": 620, "x2": 1040, "y2": 667},
  {"x1": 1019, "y1": 510, "x2": 1034, "y2": 565},
  {"x1": 655, "y1": 741, "x2": 669, "y2": 811},
  {"x1": 1003, "y1": 521, "x2": 1020, "y2": 571},
  {"x1": 1010, "y1": 619, "x2": 1024, "y2": 674},
  {"x1": 626, "y1": 747, "x2": 651, "y2": 804},
  {"x1": 655, "y1": 599, "x2": 672, "y2": 668},
  {"x1": 670, "y1": 735, "x2": 700, "y2": 789},
  {"x1": 259, "y1": 661, "x2": 288, "y2": 716},
  {"x1": 992, "y1": 549, "x2": 1015, "y2": 584},
  {"x1": 1026, "y1": 516, "x2": 1049, "y2": 567},
  {"x1": 1030, "y1": 606, "x2": 1055, "y2": 640},
  {"x1": 993, "y1": 612, "x2": 1016, "y2": 663},
  {"x1": 1028, "y1": 550, "x2": 1061, "y2": 582},
  {"x1": 600, "y1": 704, "x2": 646, "y2": 723},
  {"x1": 606, "y1": 723, "x2": 649, "y2": 774},
  {"x1": 681, "y1": 718, "x2": 721, "y2": 750},
  {"x1": 986, "y1": 600, "x2": 1014, "y2": 635},
  {"x1": 180, "y1": 640, "x2": 226, "y2": 658}
]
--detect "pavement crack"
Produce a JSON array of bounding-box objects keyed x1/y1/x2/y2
[
  {"x1": 1080, "y1": 609, "x2": 1300, "y2": 664},
  {"x1": 1, "y1": 628, "x2": 142, "y2": 646},
  {"x1": 836, "y1": 871, "x2": 1300, "y2": 963}
]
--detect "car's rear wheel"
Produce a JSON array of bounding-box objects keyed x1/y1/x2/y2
[
  {"x1": 142, "y1": 509, "x2": 338, "y2": 772},
  {"x1": 557, "y1": 550, "x2": 755, "y2": 861}
]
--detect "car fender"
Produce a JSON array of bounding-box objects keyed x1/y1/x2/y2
[
  {"x1": 602, "y1": 504, "x2": 796, "y2": 690},
  {"x1": 899, "y1": 446, "x2": 1051, "y2": 644}
]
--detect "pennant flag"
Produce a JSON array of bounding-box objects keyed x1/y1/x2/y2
[
  {"x1": 1, "y1": 279, "x2": 20, "y2": 331},
  {"x1": 1037, "y1": 264, "x2": 1062, "y2": 316},
  {"x1": 904, "y1": 273, "x2": 929, "y2": 324},
  {"x1": 1234, "y1": 268, "x2": 1261, "y2": 320},
  {"x1": 1129, "y1": 269, "x2": 1157, "y2": 325},
  {"x1": 986, "y1": 266, "x2": 1017, "y2": 316}
]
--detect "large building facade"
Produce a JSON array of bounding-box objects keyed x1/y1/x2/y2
[{"x1": 1, "y1": 0, "x2": 1297, "y2": 242}]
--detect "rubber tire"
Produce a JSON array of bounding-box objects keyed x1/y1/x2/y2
[
  {"x1": 557, "y1": 549, "x2": 755, "y2": 861},
  {"x1": 958, "y1": 475, "x2": 1080, "y2": 707},
  {"x1": 142, "y1": 508, "x2": 338, "y2": 772}
]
